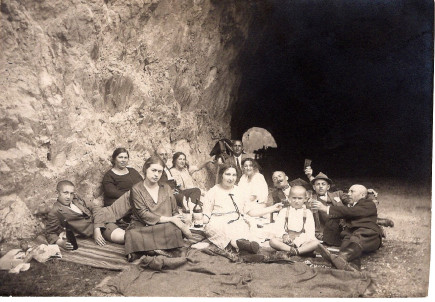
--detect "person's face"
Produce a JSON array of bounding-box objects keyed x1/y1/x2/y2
[
  {"x1": 272, "y1": 172, "x2": 288, "y2": 188},
  {"x1": 175, "y1": 154, "x2": 186, "y2": 169},
  {"x1": 313, "y1": 180, "x2": 330, "y2": 196},
  {"x1": 114, "y1": 152, "x2": 129, "y2": 169},
  {"x1": 221, "y1": 167, "x2": 237, "y2": 188},
  {"x1": 243, "y1": 160, "x2": 254, "y2": 177},
  {"x1": 57, "y1": 185, "x2": 75, "y2": 206},
  {"x1": 348, "y1": 185, "x2": 363, "y2": 204},
  {"x1": 157, "y1": 148, "x2": 168, "y2": 163},
  {"x1": 290, "y1": 189, "x2": 306, "y2": 209},
  {"x1": 233, "y1": 141, "x2": 243, "y2": 156},
  {"x1": 145, "y1": 163, "x2": 163, "y2": 183}
]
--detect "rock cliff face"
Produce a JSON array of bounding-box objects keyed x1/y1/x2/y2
[{"x1": 0, "y1": 0, "x2": 265, "y2": 241}]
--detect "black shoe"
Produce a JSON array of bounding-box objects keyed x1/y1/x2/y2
[
  {"x1": 127, "y1": 252, "x2": 141, "y2": 262},
  {"x1": 330, "y1": 255, "x2": 360, "y2": 272},
  {"x1": 377, "y1": 218, "x2": 394, "y2": 228},
  {"x1": 316, "y1": 244, "x2": 333, "y2": 263},
  {"x1": 236, "y1": 239, "x2": 260, "y2": 254}
]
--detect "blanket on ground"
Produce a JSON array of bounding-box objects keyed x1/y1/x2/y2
[
  {"x1": 59, "y1": 231, "x2": 205, "y2": 271},
  {"x1": 94, "y1": 248, "x2": 374, "y2": 297},
  {"x1": 60, "y1": 238, "x2": 132, "y2": 271}
]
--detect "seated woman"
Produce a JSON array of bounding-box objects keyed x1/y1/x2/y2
[
  {"x1": 102, "y1": 148, "x2": 143, "y2": 207},
  {"x1": 125, "y1": 156, "x2": 193, "y2": 261},
  {"x1": 237, "y1": 158, "x2": 269, "y2": 207},
  {"x1": 202, "y1": 163, "x2": 282, "y2": 253},
  {"x1": 169, "y1": 152, "x2": 213, "y2": 211}
]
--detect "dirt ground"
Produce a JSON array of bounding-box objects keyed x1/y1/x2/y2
[{"x1": 0, "y1": 178, "x2": 431, "y2": 297}]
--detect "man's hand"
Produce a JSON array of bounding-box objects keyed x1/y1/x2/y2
[
  {"x1": 304, "y1": 166, "x2": 313, "y2": 179},
  {"x1": 94, "y1": 228, "x2": 106, "y2": 246},
  {"x1": 272, "y1": 202, "x2": 284, "y2": 212},
  {"x1": 56, "y1": 238, "x2": 74, "y2": 250},
  {"x1": 311, "y1": 200, "x2": 328, "y2": 213}
]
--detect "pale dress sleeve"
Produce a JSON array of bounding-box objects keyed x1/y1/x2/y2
[
  {"x1": 202, "y1": 186, "x2": 216, "y2": 219},
  {"x1": 188, "y1": 165, "x2": 199, "y2": 174},
  {"x1": 251, "y1": 173, "x2": 269, "y2": 204}
]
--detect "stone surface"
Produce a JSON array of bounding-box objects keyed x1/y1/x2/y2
[
  {"x1": 0, "y1": 0, "x2": 262, "y2": 240},
  {"x1": 0, "y1": 194, "x2": 40, "y2": 241}
]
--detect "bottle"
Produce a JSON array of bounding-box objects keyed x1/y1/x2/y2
[
  {"x1": 182, "y1": 207, "x2": 192, "y2": 227},
  {"x1": 65, "y1": 221, "x2": 78, "y2": 250},
  {"x1": 192, "y1": 199, "x2": 203, "y2": 228}
]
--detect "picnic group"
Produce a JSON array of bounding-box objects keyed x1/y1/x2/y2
[{"x1": 46, "y1": 139, "x2": 394, "y2": 272}]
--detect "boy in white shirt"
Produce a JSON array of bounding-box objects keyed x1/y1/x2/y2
[{"x1": 269, "y1": 186, "x2": 319, "y2": 256}]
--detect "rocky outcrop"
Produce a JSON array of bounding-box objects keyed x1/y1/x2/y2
[{"x1": 0, "y1": 0, "x2": 264, "y2": 240}]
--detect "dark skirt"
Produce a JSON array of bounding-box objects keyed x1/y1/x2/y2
[{"x1": 124, "y1": 221, "x2": 185, "y2": 255}]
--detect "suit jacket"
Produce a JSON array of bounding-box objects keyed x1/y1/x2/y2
[
  {"x1": 328, "y1": 198, "x2": 382, "y2": 235},
  {"x1": 159, "y1": 167, "x2": 177, "y2": 189},
  {"x1": 226, "y1": 154, "x2": 247, "y2": 183},
  {"x1": 314, "y1": 190, "x2": 350, "y2": 206},
  {"x1": 46, "y1": 196, "x2": 96, "y2": 244},
  {"x1": 272, "y1": 188, "x2": 287, "y2": 205}
]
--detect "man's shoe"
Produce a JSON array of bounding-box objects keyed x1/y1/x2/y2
[
  {"x1": 377, "y1": 218, "x2": 394, "y2": 228},
  {"x1": 316, "y1": 244, "x2": 333, "y2": 263},
  {"x1": 330, "y1": 255, "x2": 360, "y2": 272}
]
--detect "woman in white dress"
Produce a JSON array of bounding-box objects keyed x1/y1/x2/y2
[
  {"x1": 202, "y1": 163, "x2": 282, "y2": 252},
  {"x1": 237, "y1": 158, "x2": 269, "y2": 207}
]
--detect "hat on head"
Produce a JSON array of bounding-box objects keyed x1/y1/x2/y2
[{"x1": 310, "y1": 172, "x2": 333, "y2": 185}]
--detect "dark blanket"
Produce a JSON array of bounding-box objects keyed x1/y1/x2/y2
[{"x1": 96, "y1": 248, "x2": 374, "y2": 297}]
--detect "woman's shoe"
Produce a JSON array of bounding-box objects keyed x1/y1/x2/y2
[{"x1": 236, "y1": 239, "x2": 260, "y2": 254}]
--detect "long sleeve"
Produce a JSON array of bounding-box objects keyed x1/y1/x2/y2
[
  {"x1": 102, "y1": 172, "x2": 125, "y2": 199},
  {"x1": 45, "y1": 206, "x2": 64, "y2": 244},
  {"x1": 202, "y1": 187, "x2": 215, "y2": 219},
  {"x1": 102, "y1": 168, "x2": 143, "y2": 206},
  {"x1": 130, "y1": 185, "x2": 161, "y2": 225},
  {"x1": 252, "y1": 173, "x2": 269, "y2": 204},
  {"x1": 329, "y1": 200, "x2": 377, "y2": 219},
  {"x1": 302, "y1": 209, "x2": 316, "y2": 239}
]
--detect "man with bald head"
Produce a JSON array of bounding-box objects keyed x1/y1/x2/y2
[{"x1": 312, "y1": 184, "x2": 382, "y2": 271}]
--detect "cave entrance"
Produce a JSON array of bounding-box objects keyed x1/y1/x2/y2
[
  {"x1": 242, "y1": 127, "x2": 277, "y2": 157},
  {"x1": 242, "y1": 127, "x2": 277, "y2": 185}
]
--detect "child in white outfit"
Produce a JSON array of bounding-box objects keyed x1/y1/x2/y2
[{"x1": 269, "y1": 186, "x2": 319, "y2": 256}]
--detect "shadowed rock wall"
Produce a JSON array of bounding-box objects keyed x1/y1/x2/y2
[{"x1": 0, "y1": 0, "x2": 266, "y2": 240}]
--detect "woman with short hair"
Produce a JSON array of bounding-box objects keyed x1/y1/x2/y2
[{"x1": 125, "y1": 156, "x2": 193, "y2": 261}]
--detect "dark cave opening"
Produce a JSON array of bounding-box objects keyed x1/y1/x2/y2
[{"x1": 231, "y1": 0, "x2": 433, "y2": 183}]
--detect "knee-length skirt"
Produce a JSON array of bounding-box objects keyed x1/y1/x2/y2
[{"x1": 124, "y1": 220, "x2": 185, "y2": 254}]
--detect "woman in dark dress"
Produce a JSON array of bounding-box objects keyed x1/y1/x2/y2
[
  {"x1": 125, "y1": 156, "x2": 193, "y2": 261},
  {"x1": 102, "y1": 148, "x2": 143, "y2": 207}
]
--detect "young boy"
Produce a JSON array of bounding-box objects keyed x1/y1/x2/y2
[
  {"x1": 269, "y1": 186, "x2": 319, "y2": 256},
  {"x1": 46, "y1": 180, "x2": 125, "y2": 250}
]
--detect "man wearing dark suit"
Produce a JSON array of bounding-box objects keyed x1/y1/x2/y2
[
  {"x1": 225, "y1": 140, "x2": 246, "y2": 184},
  {"x1": 46, "y1": 180, "x2": 122, "y2": 249},
  {"x1": 313, "y1": 184, "x2": 382, "y2": 271}
]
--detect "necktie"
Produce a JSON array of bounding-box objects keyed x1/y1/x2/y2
[{"x1": 236, "y1": 157, "x2": 241, "y2": 170}]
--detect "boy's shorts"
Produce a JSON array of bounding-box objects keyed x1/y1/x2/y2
[{"x1": 101, "y1": 223, "x2": 120, "y2": 242}]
